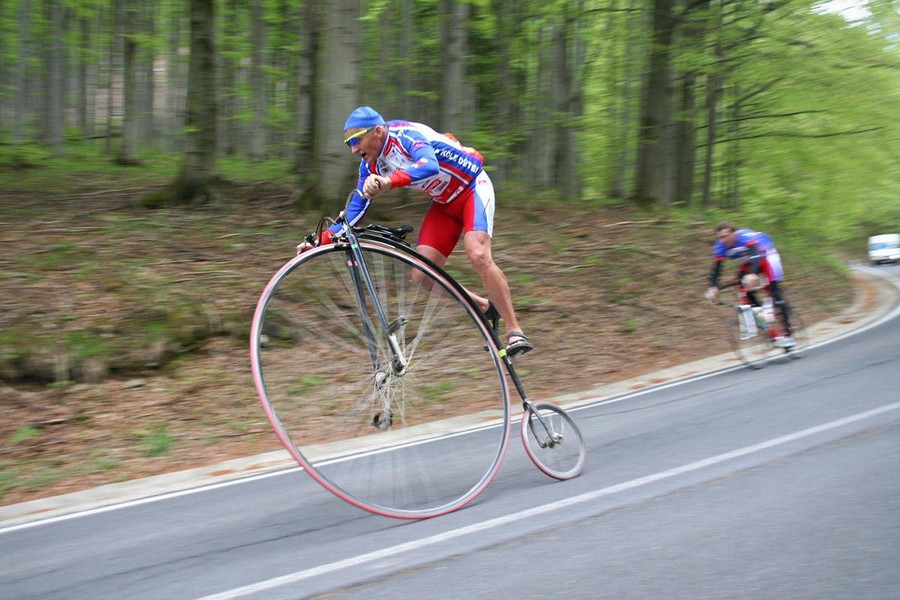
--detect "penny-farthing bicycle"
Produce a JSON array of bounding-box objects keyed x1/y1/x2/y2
[{"x1": 250, "y1": 192, "x2": 586, "y2": 519}]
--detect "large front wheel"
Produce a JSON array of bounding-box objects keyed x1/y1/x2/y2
[{"x1": 250, "y1": 242, "x2": 510, "y2": 519}]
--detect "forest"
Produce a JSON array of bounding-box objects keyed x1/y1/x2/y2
[
  {"x1": 1, "y1": 0, "x2": 897, "y2": 243},
  {"x1": 1, "y1": 0, "x2": 898, "y2": 502}
]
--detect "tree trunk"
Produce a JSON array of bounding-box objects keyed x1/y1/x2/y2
[
  {"x1": 117, "y1": 1, "x2": 139, "y2": 165},
  {"x1": 106, "y1": 0, "x2": 123, "y2": 154},
  {"x1": 399, "y1": 0, "x2": 412, "y2": 116},
  {"x1": 46, "y1": 0, "x2": 65, "y2": 155},
  {"x1": 605, "y1": 0, "x2": 638, "y2": 200},
  {"x1": 633, "y1": 0, "x2": 677, "y2": 208},
  {"x1": 13, "y1": 0, "x2": 30, "y2": 145},
  {"x1": 139, "y1": 0, "x2": 155, "y2": 147},
  {"x1": 145, "y1": 0, "x2": 222, "y2": 207},
  {"x1": 489, "y1": 0, "x2": 516, "y2": 182},
  {"x1": 674, "y1": 70, "x2": 697, "y2": 205},
  {"x1": 311, "y1": 0, "x2": 361, "y2": 207},
  {"x1": 727, "y1": 83, "x2": 742, "y2": 210},
  {"x1": 701, "y1": 6, "x2": 724, "y2": 210},
  {"x1": 164, "y1": 6, "x2": 185, "y2": 152},
  {"x1": 528, "y1": 23, "x2": 554, "y2": 187},
  {"x1": 249, "y1": 0, "x2": 267, "y2": 160},
  {"x1": 440, "y1": 0, "x2": 472, "y2": 134},
  {"x1": 553, "y1": 0, "x2": 584, "y2": 200},
  {"x1": 294, "y1": 0, "x2": 319, "y2": 178},
  {"x1": 78, "y1": 15, "x2": 92, "y2": 138},
  {"x1": 674, "y1": 1, "x2": 709, "y2": 206}
]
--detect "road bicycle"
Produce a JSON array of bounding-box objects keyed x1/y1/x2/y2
[
  {"x1": 721, "y1": 279, "x2": 807, "y2": 369},
  {"x1": 250, "y1": 192, "x2": 586, "y2": 519}
]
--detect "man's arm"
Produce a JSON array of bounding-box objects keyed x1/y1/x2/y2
[
  {"x1": 328, "y1": 165, "x2": 371, "y2": 235},
  {"x1": 387, "y1": 132, "x2": 440, "y2": 189},
  {"x1": 709, "y1": 259, "x2": 723, "y2": 288}
]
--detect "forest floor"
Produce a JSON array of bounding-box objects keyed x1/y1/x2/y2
[{"x1": 0, "y1": 179, "x2": 855, "y2": 506}]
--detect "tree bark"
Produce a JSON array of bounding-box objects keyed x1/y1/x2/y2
[
  {"x1": 145, "y1": 0, "x2": 222, "y2": 207},
  {"x1": 117, "y1": 1, "x2": 139, "y2": 165},
  {"x1": 701, "y1": 5, "x2": 724, "y2": 210},
  {"x1": 311, "y1": 0, "x2": 361, "y2": 206},
  {"x1": 294, "y1": 0, "x2": 319, "y2": 178},
  {"x1": 46, "y1": 0, "x2": 65, "y2": 155},
  {"x1": 249, "y1": 0, "x2": 267, "y2": 160},
  {"x1": 674, "y1": 1, "x2": 709, "y2": 206},
  {"x1": 441, "y1": 0, "x2": 472, "y2": 134},
  {"x1": 13, "y1": 0, "x2": 31, "y2": 145},
  {"x1": 139, "y1": 0, "x2": 156, "y2": 146},
  {"x1": 633, "y1": 0, "x2": 677, "y2": 208}
]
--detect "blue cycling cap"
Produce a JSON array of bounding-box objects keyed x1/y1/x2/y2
[{"x1": 343, "y1": 106, "x2": 385, "y2": 131}]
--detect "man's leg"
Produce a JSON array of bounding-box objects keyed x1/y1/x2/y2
[
  {"x1": 462, "y1": 230, "x2": 525, "y2": 339},
  {"x1": 416, "y1": 243, "x2": 491, "y2": 314}
]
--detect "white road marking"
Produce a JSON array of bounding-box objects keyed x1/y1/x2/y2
[{"x1": 195, "y1": 400, "x2": 900, "y2": 600}]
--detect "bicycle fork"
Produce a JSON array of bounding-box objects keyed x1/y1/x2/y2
[
  {"x1": 344, "y1": 237, "x2": 409, "y2": 430},
  {"x1": 505, "y1": 359, "x2": 563, "y2": 449}
]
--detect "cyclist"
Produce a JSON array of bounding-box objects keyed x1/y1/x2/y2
[
  {"x1": 302, "y1": 105, "x2": 533, "y2": 358},
  {"x1": 705, "y1": 221, "x2": 795, "y2": 347}
]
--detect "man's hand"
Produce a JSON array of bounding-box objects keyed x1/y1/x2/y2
[
  {"x1": 296, "y1": 229, "x2": 335, "y2": 255},
  {"x1": 362, "y1": 174, "x2": 391, "y2": 199},
  {"x1": 705, "y1": 287, "x2": 719, "y2": 304}
]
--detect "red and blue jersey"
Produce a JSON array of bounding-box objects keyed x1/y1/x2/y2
[
  {"x1": 712, "y1": 229, "x2": 775, "y2": 262},
  {"x1": 710, "y1": 229, "x2": 782, "y2": 286},
  {"x1": 337, "y1": 121, "x2": 485, "y2": 231}
]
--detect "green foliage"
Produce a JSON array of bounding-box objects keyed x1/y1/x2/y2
[
  {"x1": 134, "y1": 422, "x2": 175, "y2": 457},
  {"x1": 10, "y1": 427, "x2": 41, "y2": 445}
]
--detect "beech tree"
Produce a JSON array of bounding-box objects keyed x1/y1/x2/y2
[{"x1": 144, "y1": 0, "x2": 221, "y2": 206}]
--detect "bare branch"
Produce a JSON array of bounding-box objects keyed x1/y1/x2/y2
[{"x1": 713, "y1": 127, "x2": 883, "y2": 144}]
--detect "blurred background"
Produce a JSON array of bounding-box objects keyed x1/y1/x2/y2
[{"x1": 0, "y1": 0, "x2": 897, "y2": 502}]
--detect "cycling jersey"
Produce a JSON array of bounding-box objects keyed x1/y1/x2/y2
[
  {"x1": 331, "y1": 121, "x2": 484, "y2": 232},
  {"x1": 710, "y1": 229, "x2": 783, "y2": 287},
  {"x1": 712, "y1": 229, "x2": 774, "y2": 262}
]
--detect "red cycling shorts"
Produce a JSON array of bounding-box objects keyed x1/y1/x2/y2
[{"x1": 417, "y1": 171, "x2": 495, "y2": 257}]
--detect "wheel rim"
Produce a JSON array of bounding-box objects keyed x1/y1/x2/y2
[
  {"x1": 521, "y1": 402, "x2": 586, "y2": 480},
  {"x1": 251, "y1": 243, "x2": 510, "y2": 518}
]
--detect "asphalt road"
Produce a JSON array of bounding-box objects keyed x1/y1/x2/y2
[{"x1": 2, "y1": 264, "x2": 899, "y2": 600}]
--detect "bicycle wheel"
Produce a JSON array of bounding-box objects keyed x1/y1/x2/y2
[
  {"x1": 728, "y1": 305, "x2": 776, "y2": 370},
  {"x1": 520, "y1": 402, "x2": 586, "y2": 480},
  {"x1": 251, "y1": 241, "x2": 510, "y2": 519}
]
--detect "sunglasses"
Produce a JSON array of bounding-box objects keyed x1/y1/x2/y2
[{"x1": 344, "y1": 127, "x2": 373, "y2": 148}]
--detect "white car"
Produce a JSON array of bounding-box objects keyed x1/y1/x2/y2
[{"x1": 868, "y1": 233, "x2": 900, "y2": 265}]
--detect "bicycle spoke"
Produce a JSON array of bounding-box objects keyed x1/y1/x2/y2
[
  {"x1": 521, "y1": 402, "x2": 586, "y2": 480},
  {"x1": 252, "y1": 242, "x2": 510, "y2": 518}
]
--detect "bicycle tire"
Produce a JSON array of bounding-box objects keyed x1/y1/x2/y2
[
  {"x1": 728, "y1": 305, "x2": 775, "y2": 370},
  {"x1": 251, "y1": 241, "x2": 510, "y2": 519},
  {"x1": 520, "y1": 402, "x2": 586, "y2": 480}
]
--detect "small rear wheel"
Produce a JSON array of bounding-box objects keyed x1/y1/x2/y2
[
  {"x1": 521, "y1": 402, "x2": 586, "y2": 480},
  {"x1": 729, "y1": 306, "x2": 776, "y2": 369}
]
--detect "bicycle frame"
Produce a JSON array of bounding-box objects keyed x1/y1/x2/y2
[
  {"x1": 328, "y1": 207, "x2": 560, "y2": 448},
  {"x1": 726, "y1": 280, "x2": 779, "y2": 341}
]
